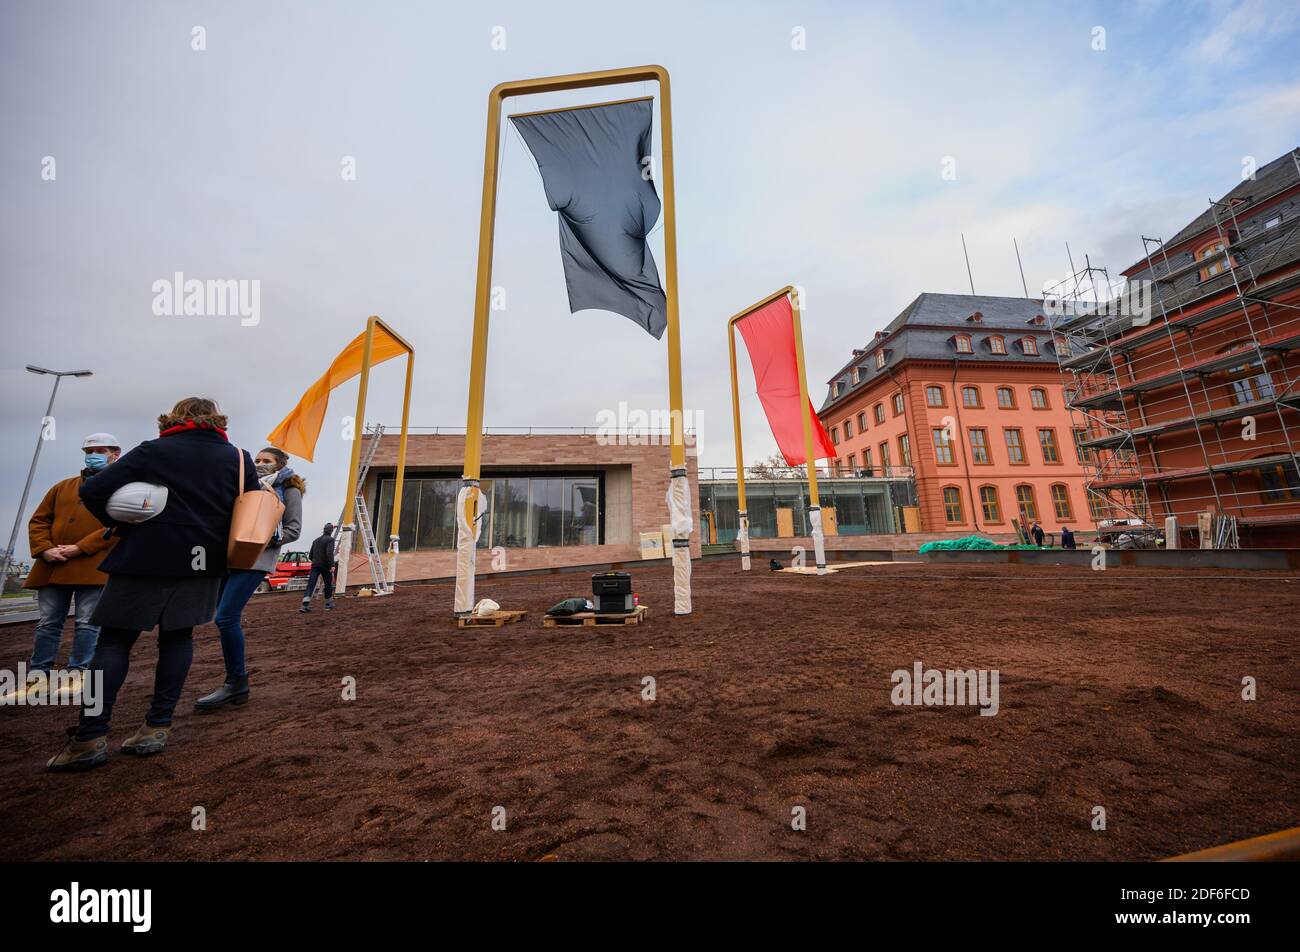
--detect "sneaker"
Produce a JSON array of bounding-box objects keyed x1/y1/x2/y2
[
  {"x1": 120, "y1": 723, "x2": 171, "y2": 756},
  {"x1": 298, "y1": 604, "x2": 311, "y2": 613},
  {"x1": 325, "y1": 601, "x2": 334, "y2": 610},
  {"x1": 46, "y1": 726, "x2": 109, "y2": 772}
]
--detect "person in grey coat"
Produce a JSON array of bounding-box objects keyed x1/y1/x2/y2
[{"x1": 193, "y1": 446, "x2": 303, "y2": 711}]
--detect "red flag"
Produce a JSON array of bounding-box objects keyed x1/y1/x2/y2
[{"x1": 735, "y1": 295, "x2": 836, "y2": 466}]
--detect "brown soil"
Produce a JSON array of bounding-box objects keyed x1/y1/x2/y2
[{"x1": 1, "y1": 560, "x2": 1296, "y2": 861}]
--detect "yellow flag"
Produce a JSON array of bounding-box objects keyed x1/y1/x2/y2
[{"x1": 266, "y1": 327, "x2": 407, "y2": 461}]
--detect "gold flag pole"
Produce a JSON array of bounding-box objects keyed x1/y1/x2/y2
[
  {"x1": 457, "y1": 65, "x2": 688, "y2": 616},
  {"x1": 728, "y1": 286, "x2": 828, "y2": 574}
]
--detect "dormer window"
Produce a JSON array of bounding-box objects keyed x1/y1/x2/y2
[
  {"x1": 1021, "y1": 337, "x2": 1039, "y2": 356},
  {"x1": 875, "y1": 350, "x2": 887, "y2": 369},
  {"x1": 989, "y1": 335, "x2": 1006, "y2": 355},
  {"x1": 1196, "y1": 239, "x2": 1230, "y2": 281},
  {"x1": 834, "y1": 381, "x2": 844, "y2": 398},
  {"x1": 953, "y1": 333, "x2": 973, "y2": 354},
  {"x1": 966, "y1": 311, "x2": 984, "y2": 323},
  {"x1": 1027, "y1": 314, "x2": 1046, "y2": 326},
  {"x1": 851, "y1": 367, "x2": 860, "y2": 385}
]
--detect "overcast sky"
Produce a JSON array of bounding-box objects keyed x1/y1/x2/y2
[{"x1": 2, "y1": 0, "x2": 1299, "y2": 558}]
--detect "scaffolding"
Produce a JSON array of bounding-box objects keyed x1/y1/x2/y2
[{"x1": 1050, "y1": 151, "x2": 1300, "y2": 546}]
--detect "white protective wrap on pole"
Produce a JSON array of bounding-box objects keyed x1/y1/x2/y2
[
  {"x1": 666, "y1": 467, "x2": 693, "y2": 614},
  {"x1": 387, "y1": 535, "x2": 400, "y2": 588},
  {"x1": 737, "y1": 510, "x2": 751, "y2": 571},
  {"x1": 809, "y1": 505, "x2": 828, "y2": 575},
  {"x1": 336, "y1": 528, "x2": 353, "y2": 593},
  {"x1": 453, "y1": 484, "x2": 484, "y2": 615}
]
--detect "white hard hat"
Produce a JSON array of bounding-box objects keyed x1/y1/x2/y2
[
  {"x1": 82, "y1": 432, "x2": 120, "y2": 450},
  {"x1": 106, "y1": 482, "x2": 168, "y2": 523}
]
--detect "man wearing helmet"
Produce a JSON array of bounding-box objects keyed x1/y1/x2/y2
[{"x1": 20, "y1": 433, "x2": 121, "y2": 689}]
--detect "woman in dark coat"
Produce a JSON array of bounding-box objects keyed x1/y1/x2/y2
[{"x1": 46, "y1": 397, "x2": 259, "y2": 771}]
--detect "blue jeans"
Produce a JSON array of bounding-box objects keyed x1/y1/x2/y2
[
  {"x1": 214, "y1": 569, "x2": 266, "y2": 680},
  {"x1": 30, "y1": 585, "x2": 102, "y2": 671}
]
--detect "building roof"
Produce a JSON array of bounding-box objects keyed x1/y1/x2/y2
[
  {"x1": 819, "y1": 293, "x2": 1068, "y2": 413},
  {"x1": 1152, "y1": 148, "x2": 1300, "y2": 262},
  {"x1": 1062, "y1": 148, "x2": 1300, "y2": 341}
]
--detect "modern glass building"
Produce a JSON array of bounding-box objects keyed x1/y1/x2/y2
[{"x1": 697, "y1": 468, "x2": 917, "y2": 542}]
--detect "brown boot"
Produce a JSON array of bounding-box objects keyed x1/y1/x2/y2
[
  {"x1": 120, "y1": 723, "x2": 171, "y2": 756},
  {"x1": 46, "y1": 727, "x2": 108, "y2": 772}
]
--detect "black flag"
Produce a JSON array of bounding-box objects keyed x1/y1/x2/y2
[{"x1": 510, "y1": 98, "x2": 668, "y2": 339}]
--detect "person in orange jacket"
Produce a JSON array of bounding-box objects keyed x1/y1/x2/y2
[{"x1": 24, "y1": 434, "x2": 120, "y2": 678}]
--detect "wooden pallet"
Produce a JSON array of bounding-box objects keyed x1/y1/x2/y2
[
  {"x1": 543, "y1": 605, "x2": 648, "y2": 628},
  {"x1": 457, "y1": 609, "x2": 527, "y2": 629}
]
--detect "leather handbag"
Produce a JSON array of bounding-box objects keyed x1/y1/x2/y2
[{"x1": 227, "y1": 447, "x2": 285, "y2": 570}]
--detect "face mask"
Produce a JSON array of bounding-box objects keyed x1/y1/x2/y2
[
  {"x1": 255, "y1": 463, "x2": 276, "y2": 477},
  {"x1": 84, "y1": 453, "x2": 109, "y2": 472}
]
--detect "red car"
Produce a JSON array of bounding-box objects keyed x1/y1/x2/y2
[{"x1": 257, "y1": 551, "x2": 313, "y2": 593}]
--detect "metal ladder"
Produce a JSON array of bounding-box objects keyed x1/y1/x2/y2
[{"x1": 334, "y1": 424, "x2": 392, "y2": 595}]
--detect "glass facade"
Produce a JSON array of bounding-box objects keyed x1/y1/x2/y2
[
  {"x1": 700, "y1": 477, "x2": 915, "y2": 542},
  {"x1": 375, "y1": 474, "x2": 601, "y2": 551}
]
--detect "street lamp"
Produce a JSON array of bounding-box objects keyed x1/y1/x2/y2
[{"x1": 0, "y1": 366, "x2": 94, "y2": 589}]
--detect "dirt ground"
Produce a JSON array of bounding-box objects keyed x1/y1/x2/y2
[{"x1": 1, "y1": 559, "x2": 1296, "y2": 861}]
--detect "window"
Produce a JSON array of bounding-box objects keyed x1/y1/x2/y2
[
  {"x1": 969, "y1": 428, "x2": 990, "y2": 464},
  {"x1": 1196, "y1": 239, "x2": 1228, "y2": 281},
  {"x1": 843, "y1": 417, "x2": 853, "y2": 438},
  {"x1": 1051, "y1": 484, "x2": 1073, "y2": 520},
  {"x1": 892, "y1": 393, "x2": 905, "y2": 416},
  {"x1": 1029, "y1": 387, "x2": 1048, "y2": 409},
  {"x1": 989, "y1": 336, "x2": 1006, "y2": 355},
  {"x1": 932, "y1": 427, "x2": 955, "y2": 464},
  {"x1": 834, "y1": 382, "x2": 844, "y2": 398},
  {"x1": 876, "y1": 350, "x2": 887, "y2": 369},
  {"x1": 898, "y1": 433, "x2": 911, "y2": 466},
  {"x1": 377, "y1": 475, "x2": 600, "y2": 551},
  {"x1": 879, "y1": 441, "x2": 891, "y2": 472},
  {"x1": 1021, "y1": 337, "x2": 1039, "y2": 355},
  {"x1": 831, "y1": 427, "x2": 840, "y2": 445},
  {"x1": 926, "y1": 385, "x2": 945, "y2": 407},
  {"x1": 954, "y1": 334, "x2": 972, "y2": 354},
  {"x1": 1015, "y1": 484, "x2": 1038, "y2": 522},
  {"x1": 979, "y1": 485, "x2": 1001, "y2": 522},
  {"x1": 847, "y1": 454, "x2": 856, "y2": 472},
  {"x1": 1073, "y1": 427, "x2": 1093, "y2": 463},
  {"x1": 1088, "y1": 491, "x2": 1107, "y2": 522},
  {"x1": 874, "y1": 403, "x2": 886, "y2": 425},
  {"x1": 1225, "y1": 356, "x2": 1274, "y2": 405},
  {"x1": 862, "y1": 447, "x2": 873, "y2": 472},
  {"x1": 1130, "y1": 488, "x2": 1151, "y2": 520},
  {"x1": 943, "y1": 486, "x2": 964, "y2": 523},
  {"x1": 1038, "y1": 428, "x2": 1060, "y2": 463},
  {"x1": 857, "y1": 412, "x2": 868, "y2": 432},
  {"x1": 1259, "y1": 459, "x2": 1300, "y2": 501},
  {"x1": 962, "y1": 385, "x2": 981, "y2": 408},
  {"x1": 1005, "y1": 428, "x2": 1025, "y2": 463},
  {"x1": 996, "y1": 386, "x2": 1016, "y2": 408},
  {"x1": 851, "y1": 367, "x2": 860, "y2": 385}
]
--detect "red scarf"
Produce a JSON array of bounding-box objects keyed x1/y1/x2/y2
[{"x1": 159, "y1": 420, "x2": 229, "y2": 440}]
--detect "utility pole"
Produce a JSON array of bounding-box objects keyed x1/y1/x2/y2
[{"x1": 0, "y1": 366, "x2": 93, "y2": 589}]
